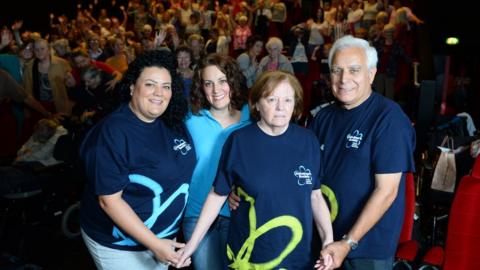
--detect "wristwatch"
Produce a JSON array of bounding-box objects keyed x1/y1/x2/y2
[{"x1": 342, "y1": 234, "x2": 358, "y2": 250}]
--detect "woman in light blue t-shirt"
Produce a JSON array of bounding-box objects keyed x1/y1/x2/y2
[{"x1": 182, "y1": 53, "x2": 250, "y2": 270}]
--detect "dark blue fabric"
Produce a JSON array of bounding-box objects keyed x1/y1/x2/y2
[
  {"x1": 182, "y1": 77, "x2": 193, "y2": 99},
  {"x1": 80, "y1": 104, "x2": 196, "y2": 251},
  {"x1": 214, "y1": 123, "x2": 321, "y2": 269},
  {"x1": 308, "y1": 92, "x2": 415, "y2": 259}
]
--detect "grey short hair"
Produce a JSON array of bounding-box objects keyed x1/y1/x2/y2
[
  {"x1": 328, "y1": 35, "x2": 378, "y2": 69},
  {"x1": 266, "y1": 37, "x2": 283, "y2": 51},
  {"x1": 83, "y1": 66, "x2": 101, "y2": 80}
]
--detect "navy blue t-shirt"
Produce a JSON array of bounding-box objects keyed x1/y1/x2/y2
[
  {"x1": 309, "y1": 92, "x2": 415, "y2": 259},
  {"x1": 214, "y1": 123, "x2": 322, "y2": 269},
  {"x1": 80, "y1": 104, "x2": 196, "y2": 251}
]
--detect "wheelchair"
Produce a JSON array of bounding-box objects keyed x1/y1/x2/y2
[{"x1": 0, "y1": 121, "x2": 85, "y2": 259}]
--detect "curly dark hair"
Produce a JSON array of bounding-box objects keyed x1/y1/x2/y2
[
  {"x1": 245, "y1": 35, "x2": 263, "y2": 50},
  {"x1": 117, "y1": 49, "x2": 188, "y2": 132},
  {"x1": 175, "y1": 45, "x2": 193, "y2": 58},
  {"x1": 190, "y1": 53, "x2": 248, "y2": 114}
]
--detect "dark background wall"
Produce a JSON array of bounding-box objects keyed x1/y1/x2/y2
[{"x1": 0, "y1": 0, "x2": 128, "y2": 35}]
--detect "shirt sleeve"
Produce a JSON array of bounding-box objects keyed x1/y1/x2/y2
[
  {"x1": 0, "y1": 69, "x2": 28, "y2": 103},
  {"x1": 372, "y1": 107, "x2": 416, "y2": 174},
  {"x1": 93, "y1": 60, "x2": 115, "y2": 74},
  {"x1": 311, "y1": 133, "x2": 322, "y2": 190},
  {"x1": 213, "y1": 133, "x2": 236, "y2": 196},
  {"x1": 81, "y1": 123, "x2": 130, "y2": 195}
]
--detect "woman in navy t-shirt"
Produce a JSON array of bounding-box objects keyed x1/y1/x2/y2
[
  {"x1": 177, "y1": 71, "x2": 334, "y2": 269},
  {"x1": 80, "y1": 50, "x2": 196, "y2": 269}
]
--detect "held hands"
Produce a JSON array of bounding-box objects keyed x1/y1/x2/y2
[
  {"x1": 175, "y1": 241, "x2": 197, "y2": 268},
  {"x1": 151, "y1": 238, "x2": 189, "y2": 268},
  {"x1": 317, "y1": 241, "x2": 351, "y2": 269},
  {"x1": 314, "y1": 249, "x2": 334, "y2": 270}
]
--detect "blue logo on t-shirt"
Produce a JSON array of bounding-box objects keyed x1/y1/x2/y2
[
  {"x1": 111, "y1": 174, "x2": 189, "y2": 246},
  {"x1": 173, "y1": 139, "x2": 192, "y2": 155},
  {"x1": 346, "y1": 130, "x2": 363, "y2": 149},
  {"x1": 294, "y1": 166, "x2": 313, "y2": 186}
]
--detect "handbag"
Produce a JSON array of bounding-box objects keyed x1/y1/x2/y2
[
  {"x1": 471, "y1": 139, "x2": 480, "y2": 158},
  {"x1": 431, "y1": 136, "x2": 457, "y2": 193}
]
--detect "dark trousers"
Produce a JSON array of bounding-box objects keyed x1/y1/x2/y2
[{"x1": 342, "y1": 257, "x2": 394, "y2": 270}]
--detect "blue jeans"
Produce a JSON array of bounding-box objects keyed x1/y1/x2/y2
[
  {"x1": 342, "y1": 257, "x2": 394, "y2": 270},
  {"x1": 182, "y1": 216, "x2": 230, "y2": 270}
]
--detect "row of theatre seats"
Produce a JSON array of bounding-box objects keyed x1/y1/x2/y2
[{"x1": 395, "y1": 156, "x2": 480, "y2": 270}]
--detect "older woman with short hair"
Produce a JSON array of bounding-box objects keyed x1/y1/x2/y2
[
  {"x1": 178, "y1": 71, "x2": 333, "y2": 269},
  {"x1": 256, "y1": 37, "x2": 294, "y2": 80}
]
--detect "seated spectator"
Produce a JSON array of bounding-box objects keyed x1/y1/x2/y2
[
  {"x1": 0, "y1": 119, "x2": 67, "y2": 196},
  {"x1": 186, "y1": 34, "x2": 205, "y2": 70},
  {"x1": 51, "y1": 38, "x2": 71, "y2": 59},
  {"x1": 14, "y1": 119, "x2": 67, "y2": 166},
  {"x1": 256, "y1": 37, "x2": 294, "y2": 79},
  {"x1": 232, "y1": 15, "x2": 252, "y2": 57},
  {"x1": 23, "y1": 38, "x2": 75, "y2": 116},
  {"x1": 236, "y1": 35, "x2": 263, "y2": 88},
  {"x1": 288, "y1": 26, "x2": 309, "y2": 76},
  {"x1": 70, "y1": 47, "x2": 121, "y2": 91},
  {"x1": 86, "y1": 34, "x2": 109, "y2": 62},
  {"x1": 1, "y1": 68, "x2": 52, "y2": 118},
  {"x1": 175, "y1": 46, "x2": 194, "y2": 98},
  {"x1": 105, "y1": 37, "x2": 133, "y2": 74},
  {"x1": 69, "y1": 66, "x2": 121, "y2": 126}
]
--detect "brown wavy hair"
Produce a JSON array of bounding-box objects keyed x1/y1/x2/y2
[
  {"x1": 190, "y1": 53, "x2": 248, "y2": 114},
  {"x1": 249, "y1": 71, "x2": 303, "y2": 121}
]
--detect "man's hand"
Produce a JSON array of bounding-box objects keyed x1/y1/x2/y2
[
  {"x1": 321, "y1": 241, "x2": 351, "y2": 268},
  {"x1": 228, "y1": 190, "x2": 240, "y2": 210}
]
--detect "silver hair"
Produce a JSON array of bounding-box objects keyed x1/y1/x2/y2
[
  {"x1": 328, "y1": 35, "x2": 378, "y2": 69},
  {"x1": 266, "y1": 37, "x2": 283, "y2": 51},
  {"x1": 82, "y1": 66, "x2": 101, "y2": 80}
]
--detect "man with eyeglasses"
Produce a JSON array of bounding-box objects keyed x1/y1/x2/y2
[{"x1": 309, "y1": 35, "x2": 415, "y2": 270}]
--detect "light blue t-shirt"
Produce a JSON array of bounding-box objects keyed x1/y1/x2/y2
[{"x1": 184, "y1": 105, "x2": 250, "y2": 218}]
